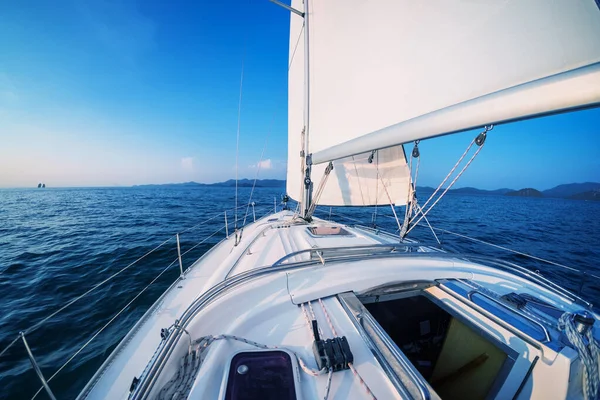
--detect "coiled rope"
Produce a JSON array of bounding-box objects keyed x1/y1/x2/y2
[{"x1": 559, "y1": 313, "x2": 600, "y2": 400}]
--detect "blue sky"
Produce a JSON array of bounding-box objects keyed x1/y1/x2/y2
[{"x1": 0, "y1": 0, "x2": 598, "y2": 190}]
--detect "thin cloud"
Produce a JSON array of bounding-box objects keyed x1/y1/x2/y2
[
  {"x1": 249, "y1": 159, "x2": 273, "y2": 170},
  {"x1": 181, "y1": 157, "x2": 194, "y2": 172},
  {"x1": 257, "y1": 159, "x2": 272, "y2": 170}
]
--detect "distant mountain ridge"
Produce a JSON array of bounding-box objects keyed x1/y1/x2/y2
[
  {"x1": 133, "y1": 179, "x2": 286, "y2": 188},
  {"x1": 417, "y1": 182, "x2": 600, "y2": 201},
  {"x1": 541, "y1": 182, "x2": 600, "y2": 198},
  {"x1": 505, "y1": 188, "x2": 543, "y2": 198},
  {"x1": 134, "y1": 180, "x2": 599, "y2": 201}
]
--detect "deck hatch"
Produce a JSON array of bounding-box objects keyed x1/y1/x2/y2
[
  {"x1": 307, "y1": 226, "x2": 353, "y2": 236},
  {"x1": 224, "y1": 350, "x2": 297, "y2": 400}
]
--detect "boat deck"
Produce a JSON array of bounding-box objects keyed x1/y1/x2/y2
[{"x1": 80, "y1": 211, "x2": 591, "y2": 399}]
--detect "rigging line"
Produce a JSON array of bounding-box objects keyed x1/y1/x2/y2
[
  {"x1": 0, "y1": 335, "x2": 19, "y2": 359},
  {"x1": 19, "y1": 234, "x2": 176, "y2": 339},
  {"x1": 180, "y1": 226, "x2": 227, "y2": 258},
  {"x1": 234, "y1": 41, "x2": 247, "y2": 230},
  {"x1": 378, "y1": 174, "x2": 402, "y2": 236},
  {"x1": 306, "y1": 163, "x2": 333, "y2": 218},
  {"x1": 243, "y1": 116, "x2": 273, "y2": 227},
  {"x1": 404, "y1": 150, "x2": 413, "y2": 223},
  {"x1": 31, "y1": 257, "x2": 180, "y2": 400},
  {"x1": 432, "y1": 228, "x2": 581, "y2": 273},
  {"x1": 373, "y1": 151, "x2": 378, "y2": 226},
  {"x1": 179, "y1": 209, "x2": 241, "y2": 234},
  {"x1": 351, "y1": 156, "x2": 366, "y2": 204},
  {"x1": 312, "y1": 207, "x2": 364, "y2": 225},
  {"x1": 417, "y1": 138, "x2": 476, "y2": 216},
  {"x1": 289, "y1": 23, "x2": 305, "y2": 71},
  {"x1": 413, "y1": 203, "x2": 441, "y2": 245},
  {"x1": 319, "y1": 299, "x2": 377, "y2": 400},
  {"x1": 407, "y1": 143, "x2": 484, "y2": 234}
]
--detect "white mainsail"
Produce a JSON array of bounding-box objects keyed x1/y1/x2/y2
[{"x1": 287, "y1": 0, "x2": 600, "y2": 203}]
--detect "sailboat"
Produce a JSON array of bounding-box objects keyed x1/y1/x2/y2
[{"x1": 6, "y1": 1, "x2": 600, "y2": 399}]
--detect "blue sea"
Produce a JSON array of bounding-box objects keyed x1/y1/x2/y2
[{"x1": 1, "y1": 187, "x2": 599, "y2": 399}]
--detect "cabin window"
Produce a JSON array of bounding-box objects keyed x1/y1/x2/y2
[{"x1": 363, "y1": 295, "x2": 508, "y2": 400}]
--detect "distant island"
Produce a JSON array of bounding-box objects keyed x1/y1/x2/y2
[
  {"x1": 134, "y1": 180, "x2": 600, "y2": 201},
  {"x1": 505, "y1": 188, "x2": 543, "y2": 198},
  {"x1": 569, "y1": 191, "x2": 600, "y2": 201},
  {"x1": 417, "y1": 182, "x2": 600, "y2": 201},
  {"x1": 133, "y1": 179, "x2": 286, "y2": 189}
]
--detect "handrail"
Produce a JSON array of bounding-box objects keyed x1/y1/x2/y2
[
  {"x1": 271, "y1": 243, "x2": 429, "y2": 267},
  {"x1": 0, "y1": 203, "x2": 274, "y2": 400}
]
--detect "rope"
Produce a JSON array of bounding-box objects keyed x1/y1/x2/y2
[
  {"x1": 32, "y1": 257, "x2": 180, "y2": 399},
  {"x1": 180, "y1": 226, "x2": 226, "y2": 259},
  {"x1": 234, "y1": 40, "x2": 246, "y2": 230},
  {"x1": 378, "y1": 174, "x2": 402, "y2": 236},
  {"x1": 308, "y1": 301, "x2": 325, "y2": 339},
  {"x1": 20, "y1": 235, "x2": 176, "y2": 339},
  {"x1": 352, "y1": 156, "x2": 366, "y2": 205},
  {"x1": 373, "y1": 151, "x2": 379, "y2": 227},
  {"x1": 205, "y1": 334, "x2": 325, "y2": 377},
  {"x1": 179, "y1": 209, "x2": 240, "y2": 234},
  {"x1": 318, "y1": 299, "x2": 377, "y2": 399},
  {"x1": 312, "y1": 208, "x2": 365, "y2": 225},
  {"x1": 0, "y1": 336, "x2": 20, "y2": 359},
  {"x1": 433, "y1": 228, "x2": 581, "y2": 273},
  {"x1": 289, "y1": 23, "x2": 304, "y2": 71},
  {"x1": 242, "y1": 119, "x2": 273, "y2": 227},
  {"x1": 404, "y1": 148, "x2": 414, "y2": 225},
  {"x1": 307, "y1": 163, "x2": 333, "y2": 218},
  {"x1": 318, "y1": 298, "x2": 338, "y2": 337},
  {"x1": 348, "y1": 363, "x2": 377, "y2": 400},
  {"x1": 407, "y1": 139, "x2": 485, "y2": 235},
  {"x1": 324, "y1": 368, "x2": 333, "y2": 400},
  {"x1": 417, "y1": 137, "x2": 476, "y2": 214},
  {"x1": 402, "y1": 142, "x2": 420, "y2": 238},
  {"x1": 301, "y1": 303, "x2": 315, "y2": 340},
  {"x1": 559, "y1": 313, "x2": 600, "y2": 400},
  {"x1": 0, "y1": 207, "x2": 250, "y2": 360},
  {"x1": 300, "y1": 303, "x2": 335, "y2": 400},
  {"x1": 413, "y1": 203, "x2": 441, "y2": 245}
]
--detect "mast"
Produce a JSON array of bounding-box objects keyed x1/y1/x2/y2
[
  {"x1": 301, "y1": 0, "x2": 312, "y2": 219},
  {"x1": 271, "y1": 0, "x2": 311, "y2": 217}
]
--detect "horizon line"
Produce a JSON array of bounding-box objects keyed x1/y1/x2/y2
[{"x1": 1, "y1": 179, "x2": 599, "y2": 191}]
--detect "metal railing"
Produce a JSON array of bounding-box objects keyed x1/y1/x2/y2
[{"x1": 0, "y1": 203, "x2": 273, "y2": 400}]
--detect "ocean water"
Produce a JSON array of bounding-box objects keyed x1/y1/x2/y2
[{"x1": 1, "y1": 186, "x2": 599, "y2": 399}]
